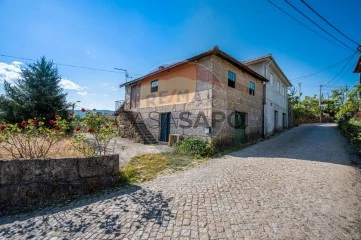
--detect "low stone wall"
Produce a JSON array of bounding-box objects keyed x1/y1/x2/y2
[{"x1": 0, "y1": 155, "x2": 119, "y2": 213}]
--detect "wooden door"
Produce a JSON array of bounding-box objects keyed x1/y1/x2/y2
[
  {"x1": 130, "y1": 85, "x2": 140, "y2": 109},
  {"x1": 234, "y1": 111, "x2": 246, "y2": 144},
  {"x1": 160, "y1": 113, "x2": 171, "y2": 142}
]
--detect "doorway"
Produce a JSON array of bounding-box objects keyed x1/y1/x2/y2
[
  {"x1": 274, "y1": 110, "x2": 278, "y2": 131},
  {"x1": 130, "y1": 85, "x2": 140, "y2": 109},
  {"x1": 160, "y1": 112, "x2": 171, "y2": 142},
  {"x1": 234, "y1": 111, "x2": 246, "y2": 144}
]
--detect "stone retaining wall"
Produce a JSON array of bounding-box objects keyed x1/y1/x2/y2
[{"x1": 0, "y1": 155, "x2": 119, "y2": 213}]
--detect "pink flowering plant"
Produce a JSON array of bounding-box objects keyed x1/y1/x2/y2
[
  {"x1": 71, "y1": 109, "x2": 118, "y2": 157},
  {"x1": 0, "y1": 116, "x2": 69, "y2": 159}
]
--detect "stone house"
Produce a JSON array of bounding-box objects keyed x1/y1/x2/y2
[
  {"x1": 115, "y1": 46, "x2": 268, "y2": 146},
  {"x1": 244, "y1": 55, "x2": 292, "y2": 136}
]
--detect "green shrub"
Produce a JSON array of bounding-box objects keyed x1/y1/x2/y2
[
  {"x1": 339, "y1": 118, "x2": 361, "y2": 152},
  {"x1": 173, "y1": 136, "x2": 215, "y2": 158}
]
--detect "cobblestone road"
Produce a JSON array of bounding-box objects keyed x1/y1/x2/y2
[{"x1": 1, "y1": 124, "x2": 361, "y2": 239}]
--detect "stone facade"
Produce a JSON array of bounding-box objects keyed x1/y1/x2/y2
[
  {"x1": 207, "y1": 55, "x2": 264, "y2": 145},
  {"x1": 0, "y1": 155, "x2": 119, "y2": 213},
  {"x1": 119, "y1": 48, "x2": 266, "y2": 145}
]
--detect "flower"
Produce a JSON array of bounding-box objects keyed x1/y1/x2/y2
[
  {"x1": 31, "y1": 119, "x2": 37, "y2": 124},
  {"x1": 54, "y1": 125, "x2": 61, "y2": 131},
  {"x1": 49, "y1": 119, "x2": 55, "y2": 125},
  {"x1": 0, "y1": 125, "x2": 6, "y2": 131},
  {"x1": 81, "y1": 108, "x2": 86, "y2": 112},
  {"x1": 55, "y1": 114, "x2": 60, "y2": 119},
  {"x1": 87, "y1": 128, "x2": 93, "y2": 133},
  {"x1": 21, "y1": 121, "x2": 27, "y2": 127},
  {"x1": 69, "y1": 112, "x2": 73, "y2": 117},
  {"x1": 75, "y1": 126, "x2": 81, "y2": 131},
  {"x1": 112, "y1": 121, "x2": 117, "y2": 126},
  {"x1": 104, "y1": 124, "x2": 109, "y2": 129}
]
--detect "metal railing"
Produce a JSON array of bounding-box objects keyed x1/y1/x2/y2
[{"x1": 115, "y1": 100, "x2": 124, "y2": 111}]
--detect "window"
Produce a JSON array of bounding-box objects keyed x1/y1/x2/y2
[
  {"x1": 151, "y1": 80, "x2": 158, "y2": 93},
  {"x1": 281, "y1": 86, "x2": 285, "y2": 95},
  {"x1": 269, "y1": 73, "x2": 274, "y2": 86},
  {"x1": 228, "y1": 70, "x2": 236, "y2": 88},
  {"x1": 249, "y1": 82, "x2": 255, "y2": 96}
]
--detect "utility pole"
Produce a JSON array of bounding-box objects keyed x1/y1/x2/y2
[
  {"x1": 319, "y1": 85, "x2": 323, "y2": 123},
  {"x1": 71, "y1": 100, "x2": 81, "y2": 114},
  {"x1": 114, "y1": 68, "x2": 132, "y2": 84},
  {"x1": 345, "y1": 84, "x2": 348, "y2": 102},
  {"x1": 298, "y1": 82, "x2": 302, "y2": 103}
]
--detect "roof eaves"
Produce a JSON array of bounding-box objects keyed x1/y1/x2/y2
[
  {"x1": 244, "y1": 55, "x2": 292, "y2": 87},
  {"x1": 119, "y1": 46, "x2": 269, "y2": 88},
  {"x1": 119, "y1": 60, "x2": 188, "y2": 88}
]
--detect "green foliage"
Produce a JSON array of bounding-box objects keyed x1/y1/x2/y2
[
  {"x1": 119, "y1": 152, "x2": 205, "y2": 183},
  {"x1": 71, "y1": 110, "x2": 117, "y2": 157},
  {"x1": 0, "y1": 57, "x2": 69, "y2": 123},
  {"x1": 339, "y1": 118, "x2": 361, "y2": 153},
  {"x1": 173, "y1": 136, "x2": 215, "y2": 158},
  {"x1": 335, "y1": 85, "x2": 361, "y2": 121},
  {"x1": 0, "y1": 117, "x2": 68, "y2": 159},
  {"x1": 120, "y1": 153, "x2": 171, "y2": 183}
]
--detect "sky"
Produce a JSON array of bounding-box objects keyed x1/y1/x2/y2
[{"x1": 0, "y1": 0, "x2": 360, "y2": 110}]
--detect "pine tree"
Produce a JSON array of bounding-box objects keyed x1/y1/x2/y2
[{"x1": 0, "y1": 57, "x2": 69, "y2": 123}]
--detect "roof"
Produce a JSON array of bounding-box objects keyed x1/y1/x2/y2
[
  {"x1": 243, "y1": 54, "x2": 292, "y2": 87},
  {"x1": 354, "y1": 55, "x2": 361, "y2": 73},
  {"x1": 119, "y1": 46, "x2": 268, "y2": 88}
]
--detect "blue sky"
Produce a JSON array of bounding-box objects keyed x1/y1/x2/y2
[{"x1": 0, "y1": 0, "x2": 360, "y2": 110}]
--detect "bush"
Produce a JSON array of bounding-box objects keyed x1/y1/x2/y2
[
  {"x1": 173, "y1": 136, "x2": 215, "y2": 158},
  {"x1": 70, "y1": 109, "x2": 117, "y2": 157},
  {"x1": 0, "y1": 117, "x2": 69, "y2": 159},
  {"x1": 339, "y1": 118, "x2": 361, "y2": 152}
]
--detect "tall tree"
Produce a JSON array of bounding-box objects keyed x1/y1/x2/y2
[{"x1": 0, "y1": 57, "x2": 69, "y2": 123}]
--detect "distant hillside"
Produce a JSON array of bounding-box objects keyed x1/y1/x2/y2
[{"x1": 74, "y1": 110, "x2": 114, "y2": 117}]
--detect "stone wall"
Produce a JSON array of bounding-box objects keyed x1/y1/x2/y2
[
  {"x1": 0, "y1": 155, "x2": 119, "y2": 213},
  {"x1": 209, "y1": 55, "x2": 264, "y2": 145}
]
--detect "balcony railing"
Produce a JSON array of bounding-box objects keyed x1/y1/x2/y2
[{"x1": 115, "y1": 100, "x2": 124, "y2": 111}]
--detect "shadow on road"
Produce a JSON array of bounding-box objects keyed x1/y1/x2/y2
[
  {"x1": 0, "y1": 185, "x2": 174, "y2": 238},
  {"x1": 229, "y1": 123, "x2": 360, "y2": 166}
]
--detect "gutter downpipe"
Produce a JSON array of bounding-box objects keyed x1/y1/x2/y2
[{"x1": 262, "y1": 60, "x2": 272, "y2": 138}]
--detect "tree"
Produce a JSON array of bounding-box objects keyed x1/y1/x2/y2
[
  {"x1": 335, "y1": 84, "x2": 361, "y2": 120},
  {"x1": 0, "y1": 57, "x2": 69, "y2": 123}
]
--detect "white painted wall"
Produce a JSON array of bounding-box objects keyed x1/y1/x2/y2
[{"x1": 246, "y1": 60, "x2": 289, "y2": 135}]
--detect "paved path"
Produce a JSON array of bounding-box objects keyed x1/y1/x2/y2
[
  {"x1": 112, "y1": 137, "x2": 171, "y2": 167},
  {"x1": 1, "y1": 124, "x2": 361, "y2": 239}
]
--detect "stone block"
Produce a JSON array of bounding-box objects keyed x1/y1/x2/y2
[{"x1": 78, "y1": 155, "x2": 119, "y2": 178}]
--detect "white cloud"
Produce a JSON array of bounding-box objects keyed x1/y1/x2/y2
[
  {"x1": 59, "y1": 78, "x2": 82, "y2": 90},
  {"x1": 104, "y1": 94, "x2": 109, "y2": 97},
  {"x1": 101, "y1": 83, "x2": 110, "y2": 86},
  {"x1": 0, "y1": 62, "x2": 83, "y2": 92},
  {"x1": 77, "y1": 91, "x2": 88, "y2": 96},
  {"x1": 0, "y1": 61, "x2": 22, "y2": 83}
]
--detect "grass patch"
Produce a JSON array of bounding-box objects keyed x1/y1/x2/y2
[{"x1": 119, "y1": 152, "x2": 207, "y2": 184}]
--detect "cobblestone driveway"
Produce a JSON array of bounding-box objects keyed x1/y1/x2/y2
[{"x1": 1, "y1": 124, "x2": 361, "y2": 239}]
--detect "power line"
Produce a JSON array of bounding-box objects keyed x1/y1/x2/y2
[
  {"x1": 284, "y1": 0, "x2": 356, "y2": 52},
  {"x1": 265, "y1": 0, "x2": 354, "y2": 52},
  {"x1": 0, "y1": 53, "x2": 122, "y2": 74},
  {"x1": 301, "y1": 0, "x2": 360, "y2": 47},
  {"x1": 291, "y1": 54, "x2": 354, "y2": 81},
  {"x1": 325, "y1": 51, "x2": 358, "y2": 87}
]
